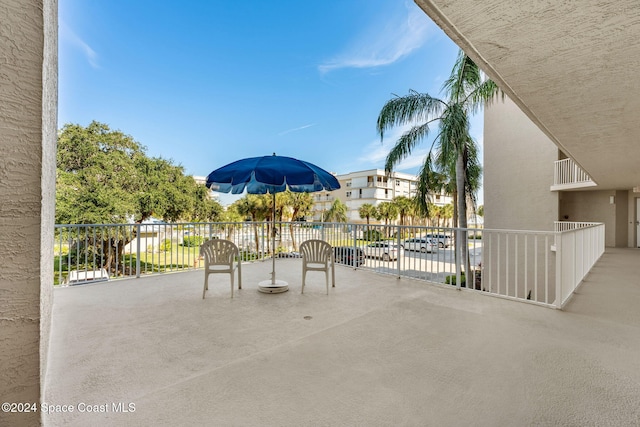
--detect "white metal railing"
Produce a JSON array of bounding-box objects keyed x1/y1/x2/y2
[
  {"x1": 553, "y1": 158, "x2": 595, "y2": 188},
  {"x1": 554, "y1": 222, "x2": 605, "y2": 308},
  {"x1": 54, "y1": 221, "x2": 605, "y2": 310},
  {"x1": 554, "y1": 221, "x2": 601, "y2": 232}
]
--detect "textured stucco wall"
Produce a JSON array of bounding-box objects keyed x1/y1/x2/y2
[
  {"x1": 484, "y1": 96, "x2": 558, "y2": 231},
  {"x1": 559, "y1": 191, "x2": 616, "y2": 247},
  {"x1": 0, "y1": 0, "x2": 56, "y2": 425},
  {"x1": 615, "y1": 191, "x2": 628, "y2": 247},
  {"x1": 629, "y1": 194, "x2": 640, "y2": 248},
  {"x1": 41, "y1": 0, "x2": 58, "y2": 411}
]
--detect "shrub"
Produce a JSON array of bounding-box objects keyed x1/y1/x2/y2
[
  {"x1": 445, "y1": 274, "x2": 466, "y2": 286},
  {"x1": 159, "y1": 239, "x2": 172, "y2": 252},
  {"x1": 183, "y1": 235, "x2": 205, "y2": 247},
  {"x1": 363, "y1": 229, "x2": 382, "y2": 241},
  {"x1": 239, "y1": 250, "x2": 259, "y2": 261}
]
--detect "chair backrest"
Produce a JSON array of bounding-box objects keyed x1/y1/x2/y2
[
  {"x1": 200, "y1": 239, "x2": 239, "y2": 266},
  {"x1": 300, "y1": 239, "x2": 332, "y2": 264}
]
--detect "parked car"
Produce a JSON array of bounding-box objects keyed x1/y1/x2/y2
[
  {"x1": 362, "y1": 242, "x2": 403, "y2": 261},
  {"x1": 333, "y1": 246, "x2": 365, "y2": 267},
  {"x1": 402, "y1": 237, "x2": 436, "y2": 253},
  {"x1": 425, "y1": 233, "x2": 452, "y2": 248}
]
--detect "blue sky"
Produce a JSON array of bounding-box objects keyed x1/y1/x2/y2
[{"x1": 59, "y1": 0, "x2": 483, "y2": 205}]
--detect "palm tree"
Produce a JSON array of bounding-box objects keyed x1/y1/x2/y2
[
  {"x1": 323, "y1": 199, "x2": 348, "y2": 223},
  {"x1": 392, "y1": 196, "x2": 413, "y2": 227},
  {"x1": 233, "y1": 194, "x2": 270, "y2": 253},
  {"x1": 220, "y1": 204, "x2": 245, "y2": 241},
  {"x1": 442, "y1": 203, "x2": 454, "y2": 228},
  {"x1": 283, "y1": 190, "x2": 314, "y2": 250},
  {"x1": 358, "y1": 203, "x2": 378, "y2": 228},
  {"x1": 377, "y1": 49, "x2": 499, "y2": 276},
  {"x1": 377, "y1": 201, "x2": 398, "y2": 238}
]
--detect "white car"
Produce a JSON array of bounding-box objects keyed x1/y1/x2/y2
[
  {"x1": 363, "y1": 242, "x2": 403, "y2": 261},
  {"x1": 425, "y1": 233, "x2": 452, "y2": 248},
  {"x1": 402, "y1": 237, "x2": 436, "y2": 253}
]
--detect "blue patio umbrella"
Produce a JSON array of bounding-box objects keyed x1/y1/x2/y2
[{"x1": 206, "y1": 153, "x2": 340, "y2": 293}]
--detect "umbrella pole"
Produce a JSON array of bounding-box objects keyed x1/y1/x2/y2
[{"x1": 271, "y1": 192, "x2": 276, "y2": 284}]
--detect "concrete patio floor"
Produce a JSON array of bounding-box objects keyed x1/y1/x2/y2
[{"x1": 44, "y1": 248, "x2": 640, "y2": 426}]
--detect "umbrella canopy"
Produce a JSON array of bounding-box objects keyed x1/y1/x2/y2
[
  {"x1": 205, "y1": 154, "x2": 340, "y2": 194},
  {"x1": 205, "y1": 154, "x2": 340, "y2": 292}
]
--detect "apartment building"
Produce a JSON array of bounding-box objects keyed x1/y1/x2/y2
[{"x1": 311, "y1": 169, "x2": 452, "y2": 223}]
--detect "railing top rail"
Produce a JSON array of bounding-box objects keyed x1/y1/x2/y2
[{"x1": 54, "y1": 221, "x2": 604, "y2": 234}]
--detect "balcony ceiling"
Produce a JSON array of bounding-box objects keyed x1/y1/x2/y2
[{"x1": 415, "y1": 0, "x2": 640, "y2": 190}]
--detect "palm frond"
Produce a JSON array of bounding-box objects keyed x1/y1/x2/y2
[
  {"x1": 443, "y1": 51, "x2": 482, "y2": 103},
  {"x1": 377, "y1": 90, "x2": 446, "y2": 140},
  {"x1": 414, "y1": 155, "x2": 436, "y2": 216},
  {"x1": 384, "y1": 120, "x2": 438, "y2": 173},
  {"x1": 465, "y1": 80, "x2": 502, "y2": 114},
  {"x1": 438, "y1": 103, "x2": 470, "y2": 155}
]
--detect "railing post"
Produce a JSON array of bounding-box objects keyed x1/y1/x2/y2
[
  {"x1": 136, "y1": 224, "x2": 141, "y2": 278},
  {"x1": 555, "y1": 231, "x2": 562, "y2": 309},
  {"x1": 352, "y1": 224, "x2": 358, "y2": 269},
  {"x1": 397, "y1": 224, "x2": 401, "y2": 279},
  {"x1": 456, "y1": 227, "x2": 462, "y2": 290}
]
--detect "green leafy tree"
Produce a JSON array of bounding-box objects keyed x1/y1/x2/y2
[
  {"x1": 392, "y1": 196, "x2": 413, "y2": 226},
  {"x1": 283, "y1": 191, "x2": 314, "y2": 250},
  {"x1": 232, "y1": 194, "x2": 270, "y2": 253},
  {"x1": 56, "y1": 121, "x2": 223, "y2": 273},
  {"x1": 358, "y1": 203, "x2": 378, "y2": 227},
  {"x1": 442, "y1": 203, "x2": 454, "y2": 228},
  {"x1": 323, "y1": 199, "x2": 348, "y2": 223},
  {"x1": 220, "y1": 203, "x2": 246, "y2": 240},
  {"x1": 56, "y1": 121, "x2": 144, "y2": 224},
  {"x1": 377, "y1": 49, "x2": 499, "y2": 274},
  {"x1": 377, "y1": 201, "x2": 398, "y2": 238},
  {"x1": 190, "y1": 185, "x2": 223, "y2": 222}
]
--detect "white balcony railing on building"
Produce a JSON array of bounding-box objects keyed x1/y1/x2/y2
[
  {"x1": 552, "y1": 158, "x2": 596, "y2": 190},
  {"x1": 54, "y1": 221, "x2": 604, "y2": 309}
]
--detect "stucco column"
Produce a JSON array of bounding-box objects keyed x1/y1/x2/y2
[{"x1": 0, "y1": 0, "x2": 57, "y2": 426}]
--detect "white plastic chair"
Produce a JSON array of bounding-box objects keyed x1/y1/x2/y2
[
  {"x1": 300, "y1": 239, "x2": 335, "y2": 294},
  {"x1": 200, "y1": 239, "x2": 242, "y2": 298}
]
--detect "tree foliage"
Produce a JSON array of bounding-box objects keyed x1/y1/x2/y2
[
  {"x1": 377, "y1": 49, "x2": 499, "y2": 274},
  {"x1": 358, "y1": 203, "x2": 378, "y2": 225},
  {"x1": 376, "y1": 50, "x2": 498, "y2": 221},
  {"x1": 323, "y1": 199, "x2": 348, "y2": 223},
  {"x1": 56, "y1": 121, "x2": 222, "y2": 224}
]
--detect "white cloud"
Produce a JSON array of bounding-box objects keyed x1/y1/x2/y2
[
  {"x1": 60, "y1": 20, "x2": 99, "y2": 68},
  {"x1": 319, "y1": 1, "x2": 432, "y2": 74},
  {"x1": 278, "y1": 123, "x2": 316, "y2": 136}
]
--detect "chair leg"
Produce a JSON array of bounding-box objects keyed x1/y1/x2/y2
[
  {"x1": 325, "y1": 270, "x2": 329, "y2": 295},
  {"x1": 301, "y1": 270, "x2": 306, "y2": 294},
  {"x1": 203, "y1": 273, "x2": 208, "y2": 299},
  {"x1": 230, "y1": 273, "x2": 234, "y2": 298},
  {"x1": 237, "y1": 264, "x2": 242, "y2": 289},
  {"x1": 331, "y1": 262, "x2": 335, "y2": 288}
]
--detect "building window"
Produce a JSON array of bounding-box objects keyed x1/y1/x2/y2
[
  {"x1": 396, "y1": 180, "x2": 400, "y2": 186},
  {"x1": 346, "y1": 191, "x2": 351, "y2": 198}
]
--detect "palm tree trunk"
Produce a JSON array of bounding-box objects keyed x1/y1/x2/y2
[
  {"x1": 455, "y1": 154, "x2": 468, "y2": 286},
  {"x1": 456, "y1": 154, "x2": 470, "y2": 280}
]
